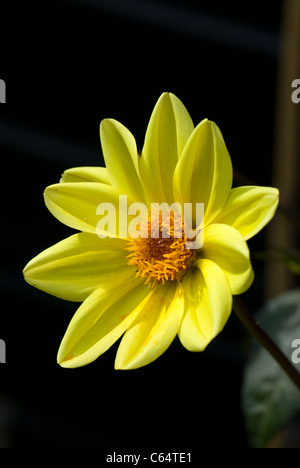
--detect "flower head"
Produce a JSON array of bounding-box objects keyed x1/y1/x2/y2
[{"x1": 23, "y1": 93, "x2": 279, "y2": 370}]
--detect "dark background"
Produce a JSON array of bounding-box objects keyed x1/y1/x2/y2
[{"x1": 0, "y1": 0, "x2": 284, "y2": 450}]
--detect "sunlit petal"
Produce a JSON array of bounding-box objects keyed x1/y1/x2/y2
[
  {"x1": 202, "y1": 223, "x2": 254, "y2": 295},
  {"x1": 173, "y1": 119, "x2": 232, "y2": 225},
  {"x1": 23, "y1": 233, "x2": 132, "y2": 301},
  {"x1": 100, "y1": 119, "x2": 146, "y2": 203},
  {"x1": 179, "y1": 259, "x2": 232, "y2": 351},
  {"x1": 140, "y1": 93, "x2": 179, "y2": 204},
  {"x1": 214, "y1": 186, "x2": 279, "y2": 240},
  {"x1": 58, "y1": 279, "x2": 149, "y2": 368},
  {"x1": 115, "y1": 282, "x2": 184, "y2": 370},
  {"x1": 60, "y1": 166, "x2": 111, "y2": 184},
  {"x1": 44, "y1": 182, "x2": 123, "y2": 236}
]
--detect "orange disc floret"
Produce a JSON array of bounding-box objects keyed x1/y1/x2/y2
[{"x1": 127, "y1": 210, "x2": 195, "y2": 287}]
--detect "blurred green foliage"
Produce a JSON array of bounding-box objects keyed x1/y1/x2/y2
[{"x1": 242, "y1": 289, "x2": 300, "y2": 447}]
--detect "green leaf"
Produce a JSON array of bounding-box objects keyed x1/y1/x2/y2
[{"x1": 241, "y1": 289, "x2": 300, "y2": 448}]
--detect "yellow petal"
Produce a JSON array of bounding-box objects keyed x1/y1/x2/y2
[
  {"x1": 23, "y1": 233, "x2": 132, "y2": 301},
  {"x1": 173, "y1": 119, "x2": 233, "y2": 226},
  {"x1": 115, "y1": 281, "x2": 185, "y2": 370},
  {"x1": 169, "y1": 93, "x2": 194, "y2": 157},
  {"x1": 202, "y1": 223, "x2": 254, "y2": 295},
  {"x1": 179, "y1": 259, "x2": 232, "y2": 351},
  {"x1": 57, "y1": 279, "x2": 149, "y2": 368},
  {"x1": 44, "y1": 182, "x2": 122, "y2": 236},
  {"x1": 60, "y1": 167, "x2": 111, "y2": 184},
  {"x1": 214, "y1": 186, "x2": 279, "y2": 240},
  {"x1": 139, "y1": 93, "x2": 179, "y2": 204},
  {"x1": 100, "y1": 119, "x2": 146, "y2": 204}
]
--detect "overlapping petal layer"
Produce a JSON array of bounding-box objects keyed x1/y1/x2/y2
[
  {"x1": 58, "y1": 279, "x2": 149, "y2": 368},
  {"x1": 115, "y1": 281, "x2": 185, "y2": 369},
  {"x1": 60, "y1": 166, "x2": 111, "y2": 184},
  {"x1": 139, "y1": 93, "x2": 194, "y2": 204},
  {"x1": 100, "y1": 119, "x2": 147, "y2": 204},
  {"x1": 44, "y1": 182, "x2": 123, "y2": 237},
  {"x1": 173, "y1": 119, "x2": 233, "y2": 226}
]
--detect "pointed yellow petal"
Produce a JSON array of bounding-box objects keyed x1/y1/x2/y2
[
  {"x1": 57, "y1": 279, "x2": 149, "y2": 368},
  {"x1": 60, "y1": 167, "x2": 111, "y2": 184},
  {"x1": 173, "y1": 120, "x2": 233, "y2": 225},
  {"x1": 214, "y1": 186, "x2": 279, "y2": 240},
  {"x1": 179, "y1": 259, "x2": 232, "y2": 351},
  {"x1": 139, "y1": 93, "x2": 179, "y2": 204},
  {"x1": 115, "y1": 282, "x2": 185, "y2": 370},
  {"x1": 202, "y1": 223, "x2": 254, "y2": 295},
  {"x1": 169, "y1": 93, "x2": 194, "y2": 157},
  {"x1": 44, "y1": 182, "x2": 122, "y2": 236},
  {"x1": 100, "y1": 119, "x2": 146, "y2": 203},
  {"x1": 23, "y1": 233, "x2": 132, "y2": 301}
]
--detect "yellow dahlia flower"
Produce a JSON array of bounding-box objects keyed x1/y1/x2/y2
[{"x1": 23, "y1": 93, "x2": 279, "y2": 370}]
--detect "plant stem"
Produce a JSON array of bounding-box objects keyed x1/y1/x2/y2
[{"x1": 233, "y1": 296, "x2": 300, "y2": 392}]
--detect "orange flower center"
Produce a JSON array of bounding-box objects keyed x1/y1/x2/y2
[{"x1": 126, "y1": 210, "x2": 196, "y2": 287}]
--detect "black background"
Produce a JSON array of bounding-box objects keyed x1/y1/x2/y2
[{"x1": 1, "y1": 0, "x2": 283, "y2": 450}]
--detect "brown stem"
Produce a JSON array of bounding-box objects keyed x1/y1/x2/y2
[{"x1": 233, "y1": 296, "x2": 300, "y2": 391}]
